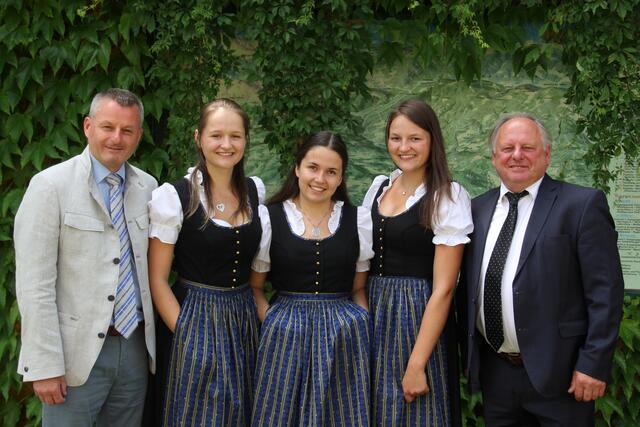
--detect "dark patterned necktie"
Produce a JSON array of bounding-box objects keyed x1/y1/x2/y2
[{"x1": 484, "y1": 190, "x2": 528, "y2": 351}]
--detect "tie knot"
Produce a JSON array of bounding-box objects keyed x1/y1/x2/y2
[
  {"x1": 505, "y1": 190, "x2": 528, "y2": 206},
  {"x1": 106, "y1": 173, "x2": 121, "y2": 188}
]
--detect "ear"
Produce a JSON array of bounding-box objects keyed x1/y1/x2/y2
[
  {"x1": 83, "y1": 116, "x2": 91, "y2": 138},
  {"x1": 295, "y1": 164, "x2": 300, "y2": 179},
  {"x1": 544, "y1": 145, "x2": 551, "y2": 165},
  {"x1": 194, "y1": 129, "x2": 200, "y2": 147}
]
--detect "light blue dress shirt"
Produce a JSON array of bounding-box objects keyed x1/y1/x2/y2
[{"x1": 90, "y1": 154, "x2": 143, "y2": 323}]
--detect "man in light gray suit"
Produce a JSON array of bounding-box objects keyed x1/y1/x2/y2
[{"x1": 14, "y1": 88, "x2": 157, "y2": 426}]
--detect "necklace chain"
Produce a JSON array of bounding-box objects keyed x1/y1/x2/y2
[{"x1": 299, "y1": 204, "x2": 333, "y2": 238}]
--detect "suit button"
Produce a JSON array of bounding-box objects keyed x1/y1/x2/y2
[
  {"x1": 24, "y1": 367, "x2": 29, "y2": 372},
  {"x1": 113, "y1": 258, "x2": 120, "y2": 264},
  {"x1": 108, "y1": 295, "x2": 115, "y2": 301},
  {"x1": 98, "y1": 332, "x2": 105, "y2": 339}
]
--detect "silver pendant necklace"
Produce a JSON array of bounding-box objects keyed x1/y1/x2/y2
[
  {"x1": 300, "y1": 204, "x2": 333, "y2": 238},
  {"x1": 215, "y1": 202, "x2": 225, "y2": 213}
]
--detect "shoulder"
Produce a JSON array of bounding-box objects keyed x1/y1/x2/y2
[
  {"x1": 28, "y1": 154, "x2": 85, "y2": 190},
  {"x1": 128, "y1": 164, "x2": 158, "y2": 188},
  {"x1": 362, "y1": 174, "x2": 389, "y2": 208}
]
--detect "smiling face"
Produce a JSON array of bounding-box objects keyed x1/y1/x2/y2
[
  {"x1": 196, "y1": 108, "x2": 246, "y2": 173},
  {"x1": 295, "y1": 146, "x2": 343, "y2": 205},
  {"x1": 492, "y1": 117, "x2": 551, "y2": 192},
  {"x1": 83, "y1": 99, "x2": 143, "y2": 172},
  {"x1": 387, "y1": 114, "x2": 431, "y2": 175}
]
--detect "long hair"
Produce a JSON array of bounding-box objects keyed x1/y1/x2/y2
[
  {"x1": 187, "y1": 98, "x2": 251, "y2": 226},
  {"x1": 385, "y1": 99, "x2": 452, "y2": 228},
  {"x1": 269, "y1": 131, "x2": 352, "y2": 206}
]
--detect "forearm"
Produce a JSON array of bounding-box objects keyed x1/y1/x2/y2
[
  {"x1": 407, "y1": 289, "x2": 454, "y2": 370},
  {"x1": 148, "y1": 238, "x2": 179, "y2": 331},
  {"x1": 150, "y1": 277, "x2": 180, "y2": 332},
  {"x1": 250, "y1": 270, "x2": 269, "y2": 321},
  {"x1": 408, "y1": 244, "x2": 463, "y2": 370},
  {"x1": 351, "y1": 271, "x2": 368, "y2": 310}
]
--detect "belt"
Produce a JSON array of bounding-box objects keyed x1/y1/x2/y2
[
  {"x1": 107, "y1": 322, "x2": 142, "y2": 337},
  {"x1": 496, "y1": 352, "x2": 523, "y2": 366}
]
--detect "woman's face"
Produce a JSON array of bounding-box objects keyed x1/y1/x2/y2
[
  {"x1": 387, "y1": 114, "x2": 431, "y2": 174},
  {"x1": 196, "y1": 108, "x2": 246, "y2": 172},
  {"x1": 295, "y1": 146, "x2": 343, "y2": 204}
]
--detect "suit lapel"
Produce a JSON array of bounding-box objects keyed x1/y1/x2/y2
[
  {"x1": 515, "y1": 174, "x2": 558, "y2": 278},
  {"x1": 471, "y1": 188, "x2": 500, "y2": 298},
  {"x1": 80, "y1": 148, "x2": 111, "y2": 219}
]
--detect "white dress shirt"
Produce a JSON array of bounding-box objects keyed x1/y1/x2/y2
[{"x1": 476, "y1": 176, "x2": 544, "y2": 353}]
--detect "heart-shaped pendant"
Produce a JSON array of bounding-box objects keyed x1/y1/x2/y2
[{"x1": 216, "y1": 202, "x2": 225, "y2": 212}]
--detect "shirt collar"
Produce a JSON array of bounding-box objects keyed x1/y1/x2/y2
[
  {"x1": 499, "y1": 175, "x2": 544, "y2": 203},
  {"x1": 90, "y1": 153, "x2": 126, "y2": 184}
]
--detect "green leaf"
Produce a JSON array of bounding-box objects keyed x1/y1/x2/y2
[{"x1": 97, "y1": 39, "x2": 111, "y2": 72}]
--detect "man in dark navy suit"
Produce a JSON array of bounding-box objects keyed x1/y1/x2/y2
[{"x1": 458, "y1": 113, "x2": 624, "y2": 426}]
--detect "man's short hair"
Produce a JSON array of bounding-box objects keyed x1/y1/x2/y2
[
  {"x1": 489, "y1": 112, "x2": 552, "y2": 153},
  {"x1": 89, "y1": 88, "x2": 144, "y2": 126}
]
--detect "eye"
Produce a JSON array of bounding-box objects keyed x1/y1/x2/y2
[
  {"x1": 101, "y1": 125, "x2": 113, "y2": 131},
  {"x1": 389, "y1": 136, "x2": 400, "y2": 142},
  {"x1": 122, "y1": 129, "x2": 133, "y2": 135},
  {"x1": 328, "y1": 170, "x2": 337, "y2": 176}
]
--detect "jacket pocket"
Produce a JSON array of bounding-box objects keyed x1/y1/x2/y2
[
  {"x1": 64, "y1": 213, "x2": 104, "y2": 232},
  {"x1": 62, "y1": 213, "x2": 105, "y2": 257},
  {"x1": 58, "y1": 311, "x2": 79, "y2": 368},
  {"x1": 558, "y1": 319, "x2": 587, "y2": 337},
  {"x1": 135, "y1": 213, "x2": 149, "y2": 230}
]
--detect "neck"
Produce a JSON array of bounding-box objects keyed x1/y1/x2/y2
[
  {"x1": 295, "y1": 196, "x2": 332, "y2": 218},
  {"x1": 206, "y1": 165, "x2": 234, "y2": 193},
  {"x1": 398, "y1": 169, "x2": 425, "y2": 192}
]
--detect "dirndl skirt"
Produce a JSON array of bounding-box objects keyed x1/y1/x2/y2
[
  {"x1": 252, "y1": 292, "x2": 370, "y2": 427},
  {"x1": 162, "y1": 280, "x2": 259, "y2": 427},
  {"x1": 368, "y1": 276, "x2": 452, "y2": 427}
]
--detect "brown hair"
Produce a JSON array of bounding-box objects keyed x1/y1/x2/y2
[
  {"x1": 385, "y1": 99, "x2": 452, "y2": 228},
  {"x1": 187, "y1": 98, "x2": 251, "y2": 226}
]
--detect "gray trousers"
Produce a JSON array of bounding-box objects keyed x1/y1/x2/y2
[{"x1": 43, "y1": 326, "x2": 148, "y2": 427}]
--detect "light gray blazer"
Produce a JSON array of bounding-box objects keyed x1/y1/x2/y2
[{"x1": 14, "y1": 147, "x2": 157, "y2": 386}]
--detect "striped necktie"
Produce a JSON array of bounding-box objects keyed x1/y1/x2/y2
[{"x1": 106, "y1": 173, "x2": 138, "y2": 338}]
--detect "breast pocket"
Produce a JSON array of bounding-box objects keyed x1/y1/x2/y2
[{"x1": 62, "y1": 212, "x2": 105, "y2": 257}]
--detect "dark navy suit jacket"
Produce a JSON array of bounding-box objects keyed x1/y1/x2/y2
[{"x1": 458, "y1": 174, "x2": 624, "y2": 397}]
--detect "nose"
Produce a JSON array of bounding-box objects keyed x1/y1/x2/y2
[
  {"x1": 398, "y1": 138, "x2": 411, "y2": 151},
  {"x1": 220, "y1": 135, "x2": 232, "y2": 147},
  {"x1": 512, "y1": 146, "x2": 524, "y2": 159},
  {"x1": 314, "y1": 171, "x2": 327, "y2": 183}
]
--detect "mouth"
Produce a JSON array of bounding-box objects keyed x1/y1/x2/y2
[
  {"x1": 308, "y1": 184, "x2": 326, "y2": 193},
  {"x1": 215, "y1": 152, "x2": 235, "y2": 157},
  {"x1": 397, "y1": 154, "x2": 416, "y2": 160}
]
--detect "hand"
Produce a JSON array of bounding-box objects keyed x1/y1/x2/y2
[
  {"x1": 258, "y1": 304, "x2": 270, "y2": 322},
  {"x1": 568, "y1": 370, "x2": 606, "y2": 401},
  {"x1": 402, "y1": 364, "x2": 429, "y2": 402},
  {"x1": 33, "y1": 376, "x2": 67, "y2": 405}
]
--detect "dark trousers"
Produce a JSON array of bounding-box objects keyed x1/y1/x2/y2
[{"x1": 479, "y1": 340, "x2": 594, "y2": 427}]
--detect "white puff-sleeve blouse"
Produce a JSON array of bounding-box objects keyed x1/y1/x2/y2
[
  {"x1": 362, "y1": 169, "x2": 473, "y2": 246},
  {"x1": 148, "y1": 169, "x2": 266, "y2": 244},
  {"x1": 251, "y1": 199, "x2": 374, "y2": 273}
]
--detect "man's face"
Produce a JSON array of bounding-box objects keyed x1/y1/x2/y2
[
  {"x1": 83, "y1": 99, "x2": 143, "y2": 172},
  {"x1": 492, "y1": 118, "x2": 550, "y2": 192}
]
